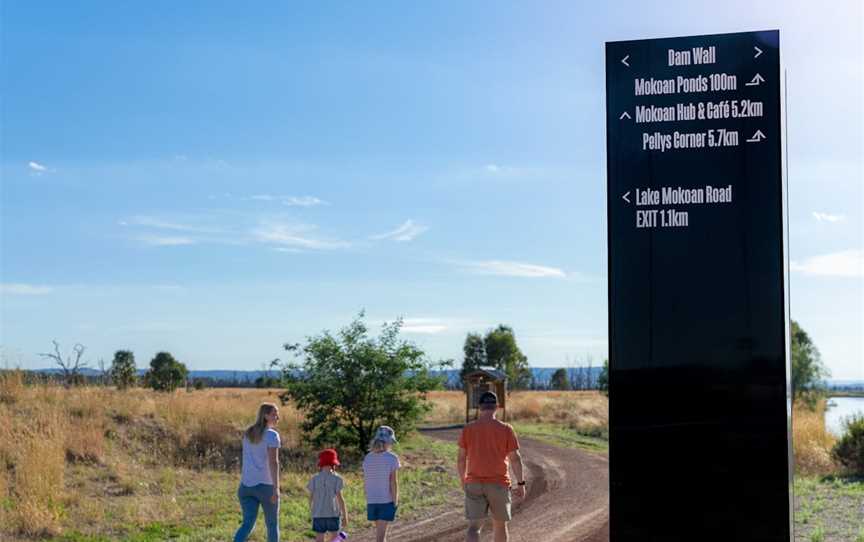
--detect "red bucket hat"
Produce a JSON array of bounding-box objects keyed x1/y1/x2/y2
[{"x1": 318, "y1": 448, "x2": 341, "y2": 468}]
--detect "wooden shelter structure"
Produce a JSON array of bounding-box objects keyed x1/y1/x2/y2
[{"x1": 463, "y1": 368, "x2": 507, "y2": 423}]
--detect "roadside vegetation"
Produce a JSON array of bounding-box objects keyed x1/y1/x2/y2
[{"x1": 1, "y1": 319, "x2": 860, "y2": 541}]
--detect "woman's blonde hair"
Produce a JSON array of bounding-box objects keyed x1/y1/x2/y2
[
  {"x1": 245, "y1": 402, "x2": 277, "y2": 444},
  {"x1": 369, "y1": 438, "x2": 391, "y2": 453}
]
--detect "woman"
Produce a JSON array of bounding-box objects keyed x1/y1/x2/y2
[
  {"x1": 234, "y1": 402, "x2": 281, "y2": 542},
  {"x1": 362, "y1": 425, "x2": 401, "y2": 542}
]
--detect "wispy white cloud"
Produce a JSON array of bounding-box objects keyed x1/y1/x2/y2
[
  {"x1": 371, "y1": 220, "x2": 429, "y2": 242},
  {"x1": 459, "y1": 260, "x2": 567, "y2": 278},
  {"x1": 253, "y1": 221, "x2": 350, "y2": 250},
  {"x1": 480, "y1": 163, "x2": 531, "y2": 178},
  {"x1": 241, "y1": 195, "x2": 328, "y2": 207},
  {"x1": 283, "y1": 196, "x2": 327, "y2": 207},
  {"x1": 135, "y1": 235, "x2": 197, "y2": 246},
  {"x1": 123, "y1": 211, "x2": 350, "y2": 251},
  {"x1": 812, "y1": 211, "x2": 846, "y2": 223},
  {"x1": 791, "y1": 249, "x2": 863, "y2": 278},
  {"x1": 401, "y1": 318, "x2": 449, "y2": 334},
  {"x1": 0, "y1": 283, "x2": 53, "y2": 295},
  {"x1": 126, "y1": 216, "x2": 224, "y2": 234},
  {"x1": 28, "y1": 161, "x2": 56, "y2": 176}
]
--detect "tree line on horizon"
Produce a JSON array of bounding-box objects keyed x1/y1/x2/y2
[
  {"x1": 12, "y1": 317, "x2": 832, "y2": 404},
  {"x1": 1, "y1": 314, "x2": 850, "y2": 462}
]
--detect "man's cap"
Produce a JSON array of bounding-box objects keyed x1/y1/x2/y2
[
  {"x1": 318, "y1": 448, "x2": 341, "y2": 467},
  {"x1": 478, "y1": 391, "x2": 498, "y2": 407},
  {"x1": 375, "y1": 425, "x2": 398, "y2": 443}
]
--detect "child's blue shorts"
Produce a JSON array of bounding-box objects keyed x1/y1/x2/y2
[
  {"x1": 366, "y1": 502, "x2": 397, "y2": 521},
  {"x1": 312, "y1": 517, "x2": 341, "y2": 533}
]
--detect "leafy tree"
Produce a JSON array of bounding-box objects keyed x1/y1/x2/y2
[
  {"x1": 460, "y1": 332, "x2": 487, "y2": 382},
  {"x1": 550, "y1": 368, "x2": 570, "y2": 390},
  {"x1": 790, "y1": 320, "x2": 829, "y2": 407},
  {"x1": 143, "y1": 352, "x2": 188, "y2": 392},
  {"x1": 484, "y1": 325, "x2": 531, "y2": 389},
  {"x1": 598, "y1": 359, "x2": 609, "y2": 396},
  {"x1": 110, "y1": 350, "x2": 137, "y2": 390},
  {"x1": 255, "y1": 375, "x2": 281, "y2": 388},
  {"x1": 279, "y1": 313, "x2": 447, "y2": 454}
]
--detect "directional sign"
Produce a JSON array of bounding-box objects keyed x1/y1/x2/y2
[
  {"x1": 745, "y1": 73, "x2": 766, "y2": 86},
  {"x1": 605, "y1": 30, "x2": 790, "y2": 542}
]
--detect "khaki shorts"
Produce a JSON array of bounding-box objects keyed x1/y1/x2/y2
[{"x1": 464, "y1": 482, "x2": 512, "y2": 521}]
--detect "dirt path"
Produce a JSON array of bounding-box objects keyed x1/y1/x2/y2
[{"x1": 354, "y1": 428, "x2": 609, "y2": 542}]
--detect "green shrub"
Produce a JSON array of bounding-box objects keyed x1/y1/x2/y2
[
  {"x1": 832, "y1": 414, "x2": 864, "y2": 474},
  {"x1": 143, "y1": 352, "x2": 188, "y2": 392}
]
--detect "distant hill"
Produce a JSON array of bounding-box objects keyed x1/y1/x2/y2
[{"x1": 826, "y1": 379, "x2": 864, "y2": 391}]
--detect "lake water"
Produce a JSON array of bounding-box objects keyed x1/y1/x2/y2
[{"x1": 825, "y1": 397, "x2": 864, "y2": 436}]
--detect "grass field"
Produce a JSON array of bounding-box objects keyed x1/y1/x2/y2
[
  {"x1": 0, "y1": 374, "x2": 460, "y2": 541},
  {"x1": 1, "y1": 374, "x2": 860, "y2": 541}
]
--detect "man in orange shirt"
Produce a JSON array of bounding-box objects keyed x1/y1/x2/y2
[{"x1": 457, "y1": 391, "x2": 526, "y2": 542}]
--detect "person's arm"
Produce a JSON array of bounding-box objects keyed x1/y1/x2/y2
[
  {"x1": 508, "y1": 449, "x2": 525, "y2": 498},
  {"x1": 457, "y1": 446, "x2": 468, "y2": 486},
  {"x1": 336, "y1": 490, "x2": 348, "y2": 526},
  {"x1": 389, "y1": 468, "x2": 399, "y2": 506},
  {"x1": 268, "y1": 446, "x2": 280, "y2": 504}
]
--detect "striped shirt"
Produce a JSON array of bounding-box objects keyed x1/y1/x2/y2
[{"x1": 362, "y1": 450, "x2": 400, "y2": 504}]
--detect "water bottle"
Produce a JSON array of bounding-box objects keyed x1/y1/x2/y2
[{"x1": 328, "y1": 532, "x2": 348, "y2": 542}]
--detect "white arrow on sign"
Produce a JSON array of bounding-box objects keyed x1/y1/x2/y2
[
  {"x1": 754, "y1": 46, "x2": 763, "y2": 59},
  {"x1": 622, "y1": 191, "x2": 631, "y2": 204},
  {"x1": 746, "y1": 130, "x2": 766, "y2": 143},
  {"x1": 621, "y1": 54, "x2": 630, "y2": 67},
  {"x1": 745, "y1": 73, "x2": 765, "y2": 86},
  {"x1": 619, "y1": 111, "x2": 631, "y2": 120}
]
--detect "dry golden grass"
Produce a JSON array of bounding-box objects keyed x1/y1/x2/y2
[
  {"x1": 0, "y1": 372, "x2": 298, "y2": 537},
  {"x1": 0, "y1": 379, "x2": 67, "y2": 536},
  {"x1": 0, "y1": 370, "x2": 844, "y2": 539},
  {"x1": 792, "y1": 400, "x2": 838, "y2": 475},
  {"x1": 424, "y1": 390, "x2": 609, "y2": 435}
]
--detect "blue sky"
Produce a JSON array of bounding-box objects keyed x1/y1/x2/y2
[{"x1": 1, "y1": 1, "x2": 861, "y2": 379}]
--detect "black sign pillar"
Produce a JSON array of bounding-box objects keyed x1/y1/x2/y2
[{"x1": 605, "y1": 30, "x2": 791, "y2": 541}]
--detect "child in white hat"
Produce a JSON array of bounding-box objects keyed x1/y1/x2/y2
[{"x1": 362, "y1": 426, "x2": 401, "y2": 542}]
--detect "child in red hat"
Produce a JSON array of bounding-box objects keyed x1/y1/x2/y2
[{"x1": 307, "y1": 449, "x2": 348, "y2": 542}]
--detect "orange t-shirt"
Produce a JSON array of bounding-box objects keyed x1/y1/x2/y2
[{"x1": 458, "y1": 419, "x2": 520, "y2": 487}]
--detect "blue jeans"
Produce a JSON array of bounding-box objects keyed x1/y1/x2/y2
[{"x1": 234, "y1": 483, "x2": 279, "y2": 542}]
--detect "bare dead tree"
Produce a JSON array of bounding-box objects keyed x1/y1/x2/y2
[
  {"x1": 38, "y1": 340, "x2": 88, "y2": 386},
  {"x1": 97, "y1": 357, "x2": 109, "y2": 386}
]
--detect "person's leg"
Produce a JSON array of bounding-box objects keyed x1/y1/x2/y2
[
  {"x1": 257, "y1": 484, "x2": 280, "y2": 542},
  {"x1": 492, "y1": 519, "x2": 509, "y2": 542},
  {"x1": 464, "y1": 483, "x2": 489, "y2": 542},
  {"x1": 375, "y1": 520, "x2": 389, "y2": 542},
  {"x1": 466, "y1": 519, "x2": 484, "y2": 542},
  {"x1": 315, "y1": 533, "x2": 325, "y2": 542},
  {"x1": 233, "y1": 485, "x2": 260, "y2": 542},
  {"x1": 485, "y1": 484, "x2": 512, "y2": 542}
]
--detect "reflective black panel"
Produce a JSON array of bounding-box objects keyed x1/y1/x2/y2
[{"x1": 605, "y1": 30, "x2": 791, "y2": 541}]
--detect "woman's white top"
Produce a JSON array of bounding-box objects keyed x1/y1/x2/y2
[{"x1": 240, "y1": 428, "x2": 281, "y2": 487}]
